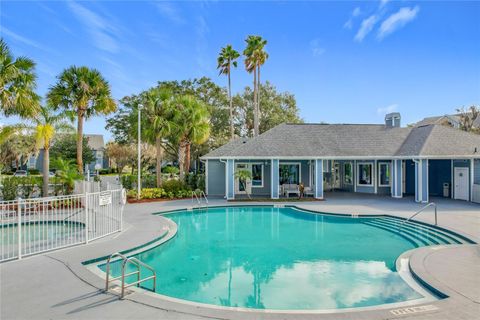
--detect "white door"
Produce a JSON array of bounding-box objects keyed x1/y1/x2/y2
[
  {"x1": 454, "y1": 167, "x2": 469, "y2": 201},
  {"x1": 235, "y1": 164, "x2": 252, "y2": 195}
]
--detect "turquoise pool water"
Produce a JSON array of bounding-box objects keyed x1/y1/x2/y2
[{"x1": 101, "y1": 206, "x2": 431, "y2": 310}]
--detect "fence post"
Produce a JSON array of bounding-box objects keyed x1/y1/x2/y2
[
  {"x1": 17, "y1": 198, "x2": 22, "y2": 259},
  {"x1": 85, "y1": 193, "x2": 89, "y2": 244}
]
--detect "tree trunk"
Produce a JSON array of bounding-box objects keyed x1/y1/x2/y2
[
  {"x1": 257, "y1": 66, "x2": 261, "y2": 134},
  {"x1": 185, "y1": 143, "x2": 191, "y2": 174},
  {"x1": 42, "y1": 147, "x2": 49, "y2": 197},
  {"x1": 178, "y1": 141, "x2": 186, "y2": 181},
  {"x1": 76, "y1": 112, "x2": 84, "y2": 174},
  {"x1": 228, "y1": 67, "x2": 234, "y2": 140},
  {"x1": 253, "y1": 66, "x2": 259, "y2": 137},
  {"x1": 155, "y1": 136, "x2": 164, "y2": 188}
]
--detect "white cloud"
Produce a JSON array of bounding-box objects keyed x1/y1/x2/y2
[
  {"x1": 155, "y1": 2, "x2": 185, "y2": 25},
  {"x1": 1, "y1": 27, "x2": 55, "y2": 53},
  {"x1": 377, "y1": 104, "x2": 398, "y2": 115},
  {"x1": 354, "y1": 15, "x2": 378, "y2": 42},
  {"x1": 67, "y1": 1, "x2": 120, "y2": 53},
  {"x1": 344, "y1": 7, "x2": 362, "y2": 29},
  {"x1": 379, "y1": 0, "x2": 390, "y2": 9},
  {"x1": 309, "y1": 39, "x2": 326, "y2": 57},
  {"x1": 353, "y1": 7, "x2": 362, "y2": 17},
  {"x1": 378, "y1": 6, "x2": 420, "y2": 40}
]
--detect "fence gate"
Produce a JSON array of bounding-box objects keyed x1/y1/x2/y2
[{"x1": 0, "y1": 189, "x2": 126, "y2": 262}]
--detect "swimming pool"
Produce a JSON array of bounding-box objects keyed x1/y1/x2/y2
[
  {"x1": 1, "y1": 221, "x2": 85, "y2": 260},
  {"x1": 98, "y1": 206, "x2": 470, "y2": 310}
]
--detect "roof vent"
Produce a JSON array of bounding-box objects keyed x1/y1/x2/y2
[{"x1": 385, "y1": 112, "x2": 401, "y2": 128}]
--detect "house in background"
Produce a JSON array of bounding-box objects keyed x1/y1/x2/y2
[
  {"x1": 84, "y1": 134, "x2": 108, "y2": 172},
  {"x1": 415, "y1": 113, "x2": 480, "y2": 130},
  {"x1": 202, "y1": 113, "x2": 480, "y2": 204},
  {"x1": 25, "y1": 134, "x2": 108, "y2": 173}
]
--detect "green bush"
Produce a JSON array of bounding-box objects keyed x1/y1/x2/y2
[
  {"x1": 162, "y1": 179, "x2": 189, "y2": 193},
  {"x1": 1, "y1": 177, "x2": 19, "y2": 200},
  {"x1": 126, "y1": 187, "x2": 192, "y2": 200},
  {"x1": 185, "y1": 173, "x2": 205, "y2": 191},
  {"x1": 28, "y1": 169, "x2": 40, "y2": 175}
]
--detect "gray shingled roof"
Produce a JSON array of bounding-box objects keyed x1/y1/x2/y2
[
  {"x1": 85, "y1": 134, "x2": 105, "y2": 150},
  {"x1": 202, "y1": 123, "x2": 480, "y2": 159}
]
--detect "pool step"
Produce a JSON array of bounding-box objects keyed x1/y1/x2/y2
[
  {"x1": 363, "y1": 217, "x2": 470, "y2": 247},
  {"x1": 367, "y1": 220, "x2": 444, "y2": 245},
  {"x1": 380, "y1": 217, "x2": 465, "y2": 244},
  {"x1": 363, "y1": 220, "x2": 427, "y2": 247}
]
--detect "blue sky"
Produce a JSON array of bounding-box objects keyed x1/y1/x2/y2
[{"x1": 1, "y1": 1, "x2": 479, "y2": 141}]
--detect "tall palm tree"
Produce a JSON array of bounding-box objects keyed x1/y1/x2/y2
[
  {"x1": 171, "y1": 95, "x2": 210, "y2": 181},
  {"x1": 243, "y1": 35, "x2": 267, "y2": 137},
  {"x1": 141, "y1": 87, "x2": 174, "y2": 187},
  {"x1": 217, "y1": 45, "x2": 240, "y2": 140},
  {"x1": 33, "y1": 105, "x2": 73, "y2": 196},
  {"x1": 47, "y1": 66, "x2": 116, "y2": 173},
  {"x1": 0, "y1": 39, "x2": 40, "y2": 118}
]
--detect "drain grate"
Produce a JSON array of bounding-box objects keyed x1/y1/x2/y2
[{"x1": 390, "y1": 305, "x2": 439, "y2": 316}]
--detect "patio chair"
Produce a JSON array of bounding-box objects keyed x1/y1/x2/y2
[
  {"x1": 304, "y1": 186, "x2": 314, "y2": 197},
  {"x1": 282, "y1": 184, "x2": 300, "y2": 198}
]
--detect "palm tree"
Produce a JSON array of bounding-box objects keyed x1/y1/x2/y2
[
  {"x1": 141, "y1": 87, "x2": 174, "y2": 187},
  {"x1": 217, "y1": 45, "x2": 240, "y2": 140},
  {"x1": 171, "y1": 95, "x2": 210, "y2": 181},
  {"x1": 243, "y1": 35, "x2": 267, "y2": 137},
  {"x1": 33, "y1": 106, "x2": 73, "y2": 196},
  {"x1": 51, "y1": 158, "x2": 82, "y2": 194},
  {"x1": 0, "y1": 39, "x2": 40, "y2": 118},
  {"x1": 47, "y1": 66, "x2": 116, "y2": 173}
]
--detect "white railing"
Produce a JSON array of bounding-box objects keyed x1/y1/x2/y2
[{"x1": 0, "y1": 188, "x2": 126, "y2": 262}]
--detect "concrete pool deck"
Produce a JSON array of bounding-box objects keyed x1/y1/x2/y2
[{"x1": 1, "y1": 193, "x2": 479, "y2": 320}]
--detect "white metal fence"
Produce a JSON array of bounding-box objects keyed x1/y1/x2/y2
[{"x1": 0, "y1": 188, "x2": 126, "y2": 262}]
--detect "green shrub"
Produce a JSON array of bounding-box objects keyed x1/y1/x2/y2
[
  {"x1": 185, "y1": 173, "x2": 205, "y2": 191},
  {"x1": 162, "y1": 179, "x2": 189, "y2": 194},
  {"x1": 1, "y1": 177, "x2": 19, "y2": 200},
  {"x1": 126, "y1": 189, "x2": 137, "y2": 198},
  {"x1": 28, "y1": 169, "x2": 40, "y2": 175},
  {"x1": 126, "y1": 187, "x2": 192, "y2": 200}
]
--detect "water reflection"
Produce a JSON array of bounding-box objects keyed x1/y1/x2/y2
[{"x1": 104, "y1": 207, "x2": 423, "y2": 310}]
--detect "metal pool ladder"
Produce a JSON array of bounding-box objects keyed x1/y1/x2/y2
[
  {"x1": 105, "y1": 252, "x2": 156, "y2": 299},
  {"x1": 191, "y1": 190, "x2": 209, "y2": 209},
  {"x1": 400, "y1": 202, "x2": 437, "y2": 229}
]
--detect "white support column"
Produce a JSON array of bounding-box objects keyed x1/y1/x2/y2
[
  {"x1": 391, "y1": 159, "x2": 403, "y2": 198},
  {"x1": 354, "y1": 160, "x2": 357, "y2": 193},
  {"x1": 271, "y1": 159, "x2": 279, "y2": 199},
  {"x1": 205, "y1": 159, "x2": 209, "y2": 195},
  {"x1": 226, "y1": 159, "x2": 235, "y2": 200},
  {"x1": 374, "y1": 160, "x2": 378, "y2": 194},
  {"x1": 414, "y1": 159, "x2": 429, "y2": 203},
  {"x1": 451, "y1": 160, "x2": 454, "y2": 199},
  {"x1": 471, "y1": 158, "x2": 474, "y2": 202},
  {"x1": 315, "y1": 159, "x2": 324, "y2": 199}
]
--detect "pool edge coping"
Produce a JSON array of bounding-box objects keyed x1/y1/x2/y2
[{"x1": 79, "y1": 204, "x2": 478, "y2": 318}]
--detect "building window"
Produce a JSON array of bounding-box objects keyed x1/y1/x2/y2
[
  {"x1": 357, "y1": 163, "x2": 373, "y2": 186},
  {"x1": 378, "y1": 163, "x2": 391, "y2": 187},
  {"x1": 251, "y1": 164, "x2": 263, "y2": 187},
  {"x1": 344, "y1": 162, "x2": 353, "y2": 184},
  {"x1": 280, "y1": 163, "x2": 300, "y2": 185}
]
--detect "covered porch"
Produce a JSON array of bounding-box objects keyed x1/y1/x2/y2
[{"x1": 206, "y1": 158, "x2": 479, "y2": 203}]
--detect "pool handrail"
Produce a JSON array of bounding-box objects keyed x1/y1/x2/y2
[
  {"x1": 105, "y1": 252, "x2": 156, "y2": 299},
  {"x1": 401, "y1": 202, "x2": 437, "y2": 227}
]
